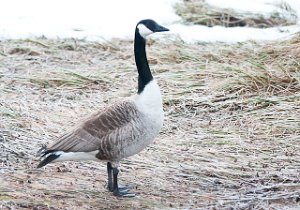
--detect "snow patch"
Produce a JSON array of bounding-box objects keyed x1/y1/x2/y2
[{"x1": 0, "y1": 0, "x2": 299, "y2": 42}]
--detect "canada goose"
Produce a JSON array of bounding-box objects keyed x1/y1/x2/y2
[{"x1": 37, "y1": 19, "x2": 169, "y2": 197}]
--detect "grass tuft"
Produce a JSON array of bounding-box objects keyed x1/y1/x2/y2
[{"x1": 176, "y1": 0, "x2": 297, "y2": 28}]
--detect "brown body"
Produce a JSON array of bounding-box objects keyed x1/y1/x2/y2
[{"x1": 39, "y1": 78, "x2": 164, "y2": 168}]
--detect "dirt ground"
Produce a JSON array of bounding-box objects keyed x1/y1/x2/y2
[{"x1": 0, "y1": 37, "x2": 300, "y2": 209}]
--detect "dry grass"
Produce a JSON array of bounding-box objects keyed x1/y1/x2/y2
[
  {"x1": 0, "y1": 35, "x2": 300, "y2": 209},
  {"x1": 176, "y1": 0, "x2": 298, "y2": 28}
]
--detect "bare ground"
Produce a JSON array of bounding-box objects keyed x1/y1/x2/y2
[{"x1": 0, "y1": 36, "x2": 300, "y2": 209}]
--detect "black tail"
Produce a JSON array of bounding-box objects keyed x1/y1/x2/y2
[{"x1": 37, "y1": 153, "x2": 60, "y2": 168}]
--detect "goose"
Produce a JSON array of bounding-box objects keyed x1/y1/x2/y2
[{"x1": 37, "y1": 19, "x2": 169, "y2": 197}]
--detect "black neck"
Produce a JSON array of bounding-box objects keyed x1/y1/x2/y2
[{"x1": 134, "y1": 29, "x2": 153, "y2": 94}]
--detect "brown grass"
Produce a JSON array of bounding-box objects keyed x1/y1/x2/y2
[
  {"x1": 176, "y1": 0, "x2": 298, "y2": 28},
  {"x1": 0, "y1": 35, "x2": 300, "y2": 209}
]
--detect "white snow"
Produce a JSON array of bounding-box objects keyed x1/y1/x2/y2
[
  {"x1": 0, "y1": 0, "x2": 299, "y2": 42},
  {"x1": 169, "y1": 24, "x2": 299, "y2": 43},
  {"x1": 0, "y1": 0, "x2": 180, "y2": 40},
  {"x1": 206, "y1": 0, "x2": 281, "y2": 14}
]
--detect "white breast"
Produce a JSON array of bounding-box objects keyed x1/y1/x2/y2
[
  {"x1": 119, "y1": 80, "x2": 163, "y2": 158},
  {"x1": 133, "y1": 80, "x2": 164, "y2": 127}
]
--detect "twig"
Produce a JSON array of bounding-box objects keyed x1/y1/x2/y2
[{"x1": 25, "y1": 39, "x2": 50, "y2": 48}]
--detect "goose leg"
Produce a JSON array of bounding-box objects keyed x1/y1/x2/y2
[
  {"x1": 112, "y1": 167, "x2": 135, "y2": 197},
  {"x1": 107, "y1": 162, "x2": 131, "y2": 194},
  {"x1": 107, "y1": 162, "x2": 113, "y2": 192}
]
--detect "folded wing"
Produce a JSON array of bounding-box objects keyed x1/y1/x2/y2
[{"x1": 46, "y1": 100, "x2": 140, "y2": 157}]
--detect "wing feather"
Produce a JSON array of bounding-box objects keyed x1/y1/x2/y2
[{"x1": 47, "y1": 100, "x2": 139, "y2": 153}]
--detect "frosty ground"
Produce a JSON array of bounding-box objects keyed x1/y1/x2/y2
[{"x1": 0, "y1": 35, "x2": 300, "y2": 209}]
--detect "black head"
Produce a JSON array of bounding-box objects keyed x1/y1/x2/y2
[{"x1": 136, "y1": 19, "x2": 169, "y2": 38}]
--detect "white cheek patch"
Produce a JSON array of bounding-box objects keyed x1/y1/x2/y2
[{"x1": 137, "y1": 24, "x2": 153, "y2": 38}]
